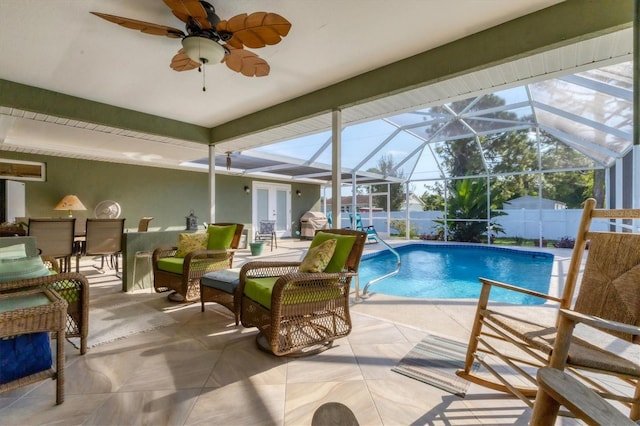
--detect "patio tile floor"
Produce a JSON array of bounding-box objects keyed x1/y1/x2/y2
[{"x1": 0, "y1": 239, "x2": 595, "y2": 425}]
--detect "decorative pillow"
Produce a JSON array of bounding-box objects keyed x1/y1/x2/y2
[
  {"x1": 0, "y1": 256, "x2": 51, "y2": 283},
  {"x1": 0, "y1": 244, "x2": 27, "y2": 260},
  {"x1": 175, "y1": 232, "x2": 209, "y2": 258},
  {"x1": 309, "y1": 232, "x2": 357, "y2": 273},
  {"x1": 207, "y1": 225, "x2": 236, "y2": 250},
  {"x1": 298, "y1": 239, "x2": 337, "y2": 273}
]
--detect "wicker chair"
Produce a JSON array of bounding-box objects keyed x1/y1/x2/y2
[
  {"x1": 457, "y1": 198, "x2": 640, "y2": 420},
  {"x1": 239, "y1": 229, "x2": 367, "y2": 356},
  {"x1": 0, "y1": 271, "x2": 90, "y2": 355},
  {"x1": 153, "y1": 223, "x2": 244, "y2": 302}
]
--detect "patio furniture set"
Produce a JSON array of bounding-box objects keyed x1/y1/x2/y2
[
  {"x1": 2, "y1": 201, "x2": 639, "y2": 424},
  {"x1": 152, "y1": 223, "x2": 367, "y2": 356}
]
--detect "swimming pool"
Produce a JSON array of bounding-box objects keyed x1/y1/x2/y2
[{"x1": 358, "y1": 244, "x2": 554, "y2": 305}]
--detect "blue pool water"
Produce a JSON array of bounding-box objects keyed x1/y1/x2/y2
[{"x1": 358, "y1": 244, "x2": 554, "y2": 305}]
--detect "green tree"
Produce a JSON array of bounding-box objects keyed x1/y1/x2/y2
[
  {"x1": 429, "y1": 94, "x2": 596, "y2": 208},
  {"x1": 367, "y1": 154, "x2": 405, "y2": 211},
  {"x1": 435, "y1": 178, "x2": 505, "y2": 242},
  {"x1": 421, "y1": 182, "x2": 444, "y2": 211},
  {"x1": 539, "y1": 134, "x2": 596, "y2": 208}
]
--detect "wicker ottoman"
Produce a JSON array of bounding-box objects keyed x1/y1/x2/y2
[{"x1": 200, "y1": 268, "x2": 241, "y2": 325}]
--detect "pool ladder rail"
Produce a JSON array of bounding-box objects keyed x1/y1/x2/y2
[{"x1": 357, "y1": 229, "x2": 401, "y2": 299}]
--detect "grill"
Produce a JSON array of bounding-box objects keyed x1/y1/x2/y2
[{"x1": 299, "y1": 211, "x2": 328, "y2": 239}]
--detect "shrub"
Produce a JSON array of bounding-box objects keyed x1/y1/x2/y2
[{"x1": 554, "y1": 236, "x2": 575, "y2": 248}]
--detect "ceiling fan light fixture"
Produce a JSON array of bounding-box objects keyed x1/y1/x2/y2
[{"x1": 182, "y1": 36, "x2": 225, "y2": 65}]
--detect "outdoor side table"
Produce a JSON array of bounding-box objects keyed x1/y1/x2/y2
[{"x1": 0, "y1": 288, "x2": 68, "y2": 405}]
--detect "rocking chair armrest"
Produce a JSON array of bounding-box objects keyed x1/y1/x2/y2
[
  {"x1": 558, "y1": 309, "x2": 640, "y2": 336},
  {"x1": 479, "y1": 277, "x2": 562, "y2": 303}
]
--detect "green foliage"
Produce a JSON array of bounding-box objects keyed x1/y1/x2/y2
[
  {"x1": 430, "y1": 96, "x2": 595, "y2": 208},
  {"x1": 434, "y1": 178, "x2": 506, "y2": 243},
  {"x1": 390, "y1": 219, "x2": 418, "y2": 238},
  {"x1": 421, "y1": 182, "x2": 444, "y2": 210},
  {"x1": 367, "y1": 154, "x2": 405, "y2": 211}
]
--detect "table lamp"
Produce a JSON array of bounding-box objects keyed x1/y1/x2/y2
[{"x1": 54, "y1": 195, "x2": 87, "y2": 217}]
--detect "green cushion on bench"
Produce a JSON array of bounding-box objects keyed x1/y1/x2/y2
[
  {"x1": 156, "y1": 257, "x2": 184, "y2": 274},
  {"x1": 244, "y1": 276, "x2": 342, "y2": 310}
]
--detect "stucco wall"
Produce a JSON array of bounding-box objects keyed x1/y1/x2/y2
[{"x1": 0, "y1": 152, "x2": 321, "y2": 235}]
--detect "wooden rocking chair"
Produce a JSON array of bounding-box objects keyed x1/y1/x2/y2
[{"x1": 457, "y1": 198, "x2": 640, "y2": 420}]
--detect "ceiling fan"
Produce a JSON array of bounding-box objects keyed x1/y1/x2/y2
[{"x1": 91, "y1": 0, "x2": 291, "y2": 79}]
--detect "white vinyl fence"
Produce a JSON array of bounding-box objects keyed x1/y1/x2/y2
[{"x1": 338, "y1": 209, "x2": 613, "y2": 240}]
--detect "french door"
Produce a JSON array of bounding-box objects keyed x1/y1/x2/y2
[{"x1": 252, "y1": 182, "x2": 291, "y2": 238}]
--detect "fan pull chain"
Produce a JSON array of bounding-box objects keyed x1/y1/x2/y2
[{"x1": 202, "y1": 63, "x2": 206, "y2": 92}]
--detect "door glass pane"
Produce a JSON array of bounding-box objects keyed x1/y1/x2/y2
[
  {"x1": 276, "y1": 190, "x2": 287, "y2": 230},
  {"x1": 257, "y1": 189, "x2": 269, "y2": 222}
]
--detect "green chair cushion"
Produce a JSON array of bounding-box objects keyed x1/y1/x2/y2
[
  {"x1": 244, "y1": 276, "x2": 342, "y2": 309},
  {"x1": 244, "y1": 277, "x2": 278, "y2": 309},
  {"x1": 0, "y1": 256, "x2": 51, "y2": 283},
  {"x1": 309, "y1": 232, "x2": 357, "y2": 273},
  {"x1": 157, "y1": 257, "x2": 184, "y2": 274},
  {"x1": 207, "y1": 225, "x2": 236, "y2": 250}
]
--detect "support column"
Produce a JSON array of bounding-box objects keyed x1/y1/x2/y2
[
  {"x1": 352, "y1": 172, "x2": 357, "y2": 228},
  {"x1": 332, "y1": 109, "x2": 342, "y2": 229},
  {"x1": 208, "y1": 145, "x2": 216, "y2": 223},
  {"x1": 633, "y1": 0, "x2": 639, "y2": 209}
]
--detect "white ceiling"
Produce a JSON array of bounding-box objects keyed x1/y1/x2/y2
[{"x1": 3, "y1": 0, "x2": 627, "y2": 175}]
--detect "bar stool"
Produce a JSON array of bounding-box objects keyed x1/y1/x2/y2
[{"x1": 132, "y1": 251, "x2": 153, "y2": 289}]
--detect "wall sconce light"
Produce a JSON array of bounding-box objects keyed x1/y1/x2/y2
[
  {"x1": 296, "y1": 190, "x2": 302, "y2": 197},
  {"x1": 244, "y1": 185, "x2": 250, "y2": 194}
]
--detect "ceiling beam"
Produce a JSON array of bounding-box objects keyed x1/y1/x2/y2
[{"x1": 0, "y1": 80, "x2": 210, "y2": 144}]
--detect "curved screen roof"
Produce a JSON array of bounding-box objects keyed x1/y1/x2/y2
[{"x1": 222, "y1": 61, "x2": 632, "y2": 186}]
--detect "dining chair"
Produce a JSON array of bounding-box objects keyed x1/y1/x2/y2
[
  {"x1": 78, "y1": 218, "x2": 125, "y2": 273},
  {"x1": 28, "y1": 218, "x2": 76, "y2": 272},
  {"x1": 137, "y1": 216, "x2": 153, "y2": 232}
]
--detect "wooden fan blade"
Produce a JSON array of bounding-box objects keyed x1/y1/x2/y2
[
  {"x1": 217, "y1": 12, "x2": 291, "y2": 49},
  {"x1": 90, "y1": 12, "x2": 184, "y2": 38},
  {"x1": 170, "y1": 49, "x2": 200, "y2": 71},
  {"x1": 162, "y1": 0, "x2": 211, "y2": 29},
  {"x1": 223, "y1": 47, "x2": 270, "y2": 77}
]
